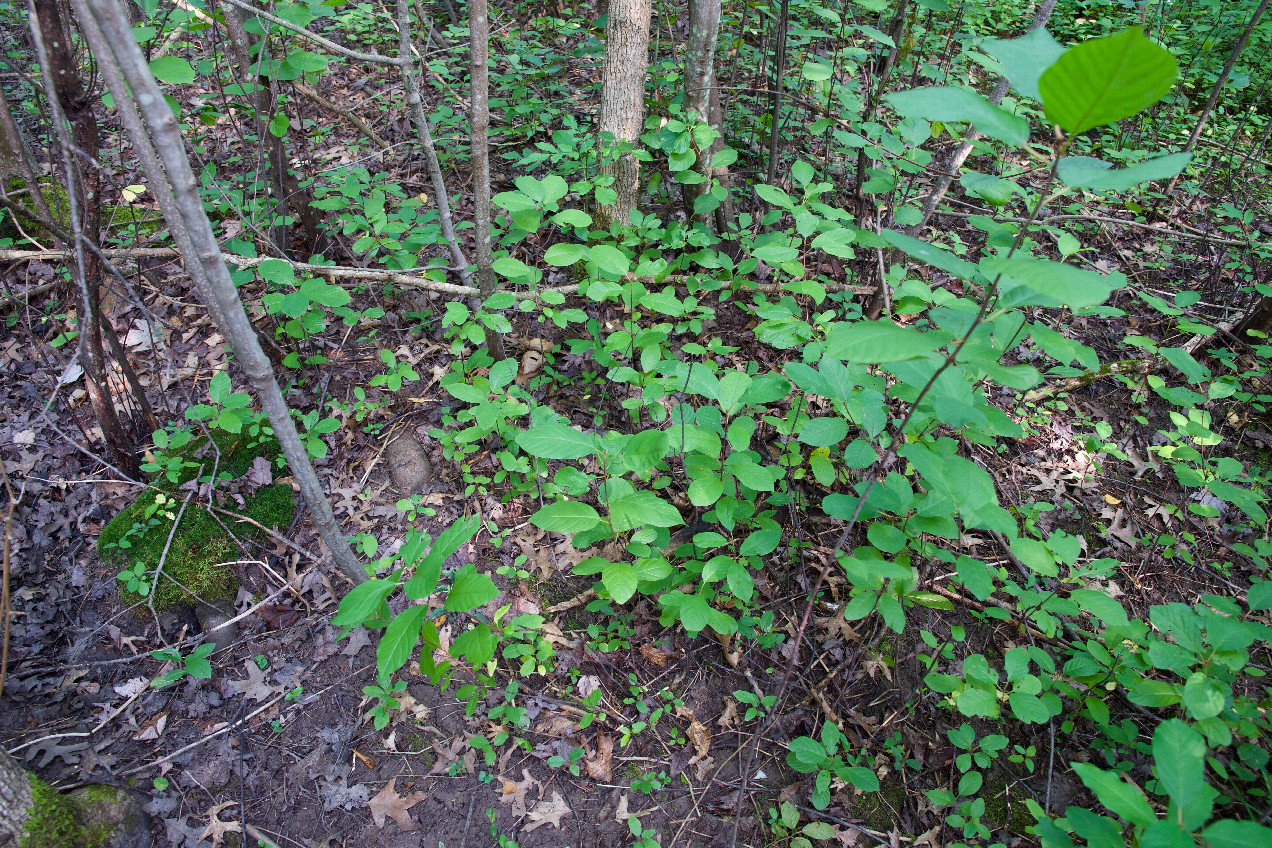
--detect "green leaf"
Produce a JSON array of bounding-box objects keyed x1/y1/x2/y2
[
  {"x1": 590, "y1": 243, "x2": 630, "y2": 277},
  {"x1": 603, "y1": 561, "x2": 639, "y2": 604},
  {"x1": 284, "y1": 50, "x2": 329, "y2": 72},
  {"x1": 1160, "y1": 347, "x2": 1211, "y2": 384},
  {"x1": 1069, "y1": 589, "x2": 1129, "y2": 626},
  {"x1": 1071, "y1": 762, "x2": 1156, "y2": 828},
  {"x1": 982, "y1": 256, "x2": 1123, "y2": 308},
  {"x1": 377, "y1": 605, "x2": 427, "y2": 675},
  {"x1": 451, "y1": 623, "x2": 496, "y2": 665},
  {"x1": 609, "y1": 491, "x2": 683, "y2": 532},
  {"x1": 688, "y1": 476, "x2": 724, "y2": 507},
  {"x1": 960, "y1": 172, "x2": 1019, "y2": 206},
  {"x1": 1249, "y1": 581, "x2": 1272, "y2": 611},
  {"x1": 1039, "y1": 28, "x2": 1177, "y2": 134},
  {"x1": 149, "y1": 56, "x2": 195, "y2": 84},
  {"x1": 332, "y1": 578, "x2": 398, "y2": 627},
  {"x1": 444, "y1": 564, "x2": 498, "y2": 612},
  {"x1": 881, "y1": 229, "x2": 980, "y2": 280},
  {"x1": 798, "y1": 417, "x2": 848, "y2": 447},
  {"x1": 885, "y1": 86, "x2": 1029, "y2": 145},
  {"x1": 1153, "y1": 719, "x2": 1206, "y2": 807},
  {"x1": 801, "y1": 61, "x2": 833, "y2": 82},
  {"x1": 1128, "y1": 679, "x2": 1182, "y2": 708},
  {"x1": 825, "y1": 320, "x2": 948, "y2": 364},
  {"x1": 953, "y1": 687, "x2": 998, "y2": 717},
  {"x1": 544, "y1": 243, "x2": 588, "y2": 265},
  {"x1": 517, "y1": 419, "x2": 596, "y2": 459},
  {"x1": 269, "y1": 113, "x2": 290, "y2": 138},
  {"x1": 404, "y1": 515, "x2": 480, "y2": 600},
  {"x1": 492, "y1": 255, "x2": 534, "y2": 279},
  {"x1": 1183, "y1": 671, "x2": 1225, "y2": 720},
  {"x1": 980, "y1": 27, "x2": 1067, "y2": 102},
  {"x1": 1058, "y1": 153, "x2": 1192, "y2": 190},
  {"x1": 1201, "y1": 820, "x2": 1272, "y2": 848},
  {"x1": 738, "y1": 526, "x2": 781, "y2": 556},
  {"x1": 530, "y1": 500, "x2": 601, "y2": 533},
  {"x1": 867, "y1": 523, "x2": 907, "y2": 554}
]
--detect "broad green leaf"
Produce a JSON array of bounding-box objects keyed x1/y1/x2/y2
[
  {"x1": 284, "y1": 50, "x2": 329, "y2": 72},
  {"x1": 960, "y1": 172, "x2": 1019, "y2": 206},
  {"x1": 1071, "y1": 762, "x2": 1156, "y2": 828},
  {"x1": 517, "y1": 419, "x2": 596, "y2": 459},
  {"x1": 451, "y1": 623, "x2": 496, "y2": 665},
  {"x1": 801, "y1": 61, "x2": 833, "y2": 81},
  {"x1": 552, "y1": 209, "x2": 592, "y2": 227},
  {"x1": 1153, "y1": 719, "x2": 1206, "y2": 807},
  {"x1": 444, "y1": 564, "x2": 498, "y2": 612},
  {"x1": 1058, "y1": 153, "x2": 1192, "y2": 190},
  {"x1": 603, "y1": 561, "x2": 639, "y2": 604},
  {"x1": 811, "y1": 228, "x2": 857, "y2": 258},
  {"x1": 1128, "y1": 679, "x2": 1182, "y2": 708},
  {"x1": 688, "y1": 476, "x2": 724, "y2": 507},
  {"x1": 867, "y1": 523, "x2": 907, "y2": 554},
  {"x1": 609, "y1": 491, "x2": 683, "y2": 532},
  {"x1": 1039, "y1": 28, "x2": 1177, "y2": 134},
  {"x1": 882, "y1": 229, "x2": 980, "y2": 280},
  {"x1": 530, "y1": 500, "x2": 601, "y2": 533},
  {"x1": 982, "y1": 256, "x2": 1123, "y2": 308},
  {"x1": 545, "y1": 243, "x2": 587, "y2": 265},
  {"x1": 953, "y1": 687, "x2": 998, "y2": 717},
  {"x1": 492, "y1": 255, "x2": 534, "y2": 279},
  {"x1": 377, "y1": 605, "x2": 427, "y2": 675},
  {"x1": 590, "y1": 243, "x2": 630, "y2": 277},
  {"x1": 980, "y1": 27, "x2": 1067, "y2": 102},
  {"x1": 1069, "y1": 589, "x2": 1129, "y2": 626},
  {"x1": 738, "y1": 526, "x2": 781, "y2": 556},
  {"x1": 332, "y1": 578, "x2": 397, "y2": 627},
  {"x1": 150, "y1": 56, "x2": 195, "y2": 84},
  {"x1": 825, "y1": 320, "x2": 948, "y2": 363},
  {"x1": 1160, "y1": 347, "x2": 1211, "y2": 384},
  {"x1": 405, "y1": 515, "x2": 480, "y2": 600},
  {"x1": 885, "y1": 86, "x2": 1029, "y2": 145},
  {"x1": 1201, "y1": 820, "x2": 1272, "y2": 848},
  {"x1": 798, "y1": 417, "x2": 848, "y2": 447},
  {"x1": 1249, "y1": 581, "x2": 1272, "y2": 611},
  {"x1": 1183, "y1": 671, "x2": 1224, "y2": 719}
]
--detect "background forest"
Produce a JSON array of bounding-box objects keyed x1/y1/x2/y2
[{"x1": 1, "y1": 1, "x2": 1272, "y2": 847}]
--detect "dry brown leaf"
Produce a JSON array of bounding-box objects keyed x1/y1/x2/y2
[
  {"x1": 639, "y1": 643, "x2": 678, "y2": 667},
  {"x1": 132, "y1": 710, "x2": 169, "y2": 741},
  {"x1": 584, "y1": 733, "x2": 614, "y2": 782},
  {"x1": 523, "y1": 791, "x2": 570, "y2": 832},
  {"x1": 497, "y1": 768, "x2": 540, "y2": 819},
  {"x1": 716, "y1": 699, "x2": 740, "y2": 730},
  {"x1": 686, "y1": 719, "x2": 711, "y2": 764},
  {"x1": 201, "y1": 802, "x2": 242, "y2": 847},
  {"x1": 366, "y1": 777, "x2": 427, "y2": 831}
]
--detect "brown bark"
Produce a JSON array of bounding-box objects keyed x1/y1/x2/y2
[
  {"x1": 684, "y1": 0, "x2": 733, "y2": 232},
  {"x1": 220, "y1": 2, "x2": 321, "y2": 255},
  {"x1": 31, "y1": 0, "x2": 140, "y2": 478},
  {"x1": 596, "y1": 0, "x2": 652, "y2": 228},
  {"x1": 468, "y1": 0, "x2": 505, "y2": 361}
]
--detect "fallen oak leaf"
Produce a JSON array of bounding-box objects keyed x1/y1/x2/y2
[
  {"x1": 366, "y1": 777, "x2": 428, "y2": 831},
  {"x1": 522, "y1": 791, "x2": 570, "y2": 832},
  {"x1": 201, "y1": 802, "x2": 242, "y2": 848},
  {"x1": 686, "y1": 718, "x2": 711, "y2": 765},
  {"x1": 584, "y1": 732, "x2": 614, "y2": 782}
]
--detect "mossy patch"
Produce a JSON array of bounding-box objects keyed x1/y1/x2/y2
[
  {"x1": 98, "y1": 483, "x2": 294, "y2": 611},
  {"x1": 20, "y1": 778, "x2": 82, "y2": 848}
]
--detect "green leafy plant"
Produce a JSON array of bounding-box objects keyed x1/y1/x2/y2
[{"x1": 150, "y1": 643, "x2": 216, "y2": 689}]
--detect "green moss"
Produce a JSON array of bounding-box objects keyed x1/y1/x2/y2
[
  {"x1": 20, "y1": 778, "x2": 82, "y2": 848},
  {"x1": 98, "y1": 483, "x2": 295, "y2": 611}
]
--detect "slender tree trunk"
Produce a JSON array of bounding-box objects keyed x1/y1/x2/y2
[
  {"x1": 30, "y1": 0, "x2": 140, "y2": 479},
  {"x1": 468, "y1": 0, "x2": 505, "y2": 361},
  {"x1": 394, "y1": 0, "x2": 473, "y2": 288},
  {"x1": 596, "y1": 0, "x2": 652, "y2": 228},
  {"x1": 219, "y1": 2, "x2": 321, "y2": 255},
  {"x1": 77, "y1": 0, "x2": 365, "y2": 586},
  {"x1": 684, "y1": 0, "x2": 733, "y2": 232},
  {"x1": 905, "y1": 0, "x2": 1057, "y2": 236},
  {"x1": 1162, "y1": 0, "x2": 1270, "y2": 197},
  {"x1": 764, "y1": 0, "x2": 790, "y2": 186}
]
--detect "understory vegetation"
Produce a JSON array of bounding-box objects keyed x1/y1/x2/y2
[{"x1": 3, "y1": 1, "x2": 1272, "y2": 847}]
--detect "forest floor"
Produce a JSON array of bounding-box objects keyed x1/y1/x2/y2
[{"x1": 3, "y1": 12, "x2": 1272, "y2": 848}]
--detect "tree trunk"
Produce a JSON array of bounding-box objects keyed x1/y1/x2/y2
[
  {"x1": 0, "y1": 746, "x2": 34, "y2": 845},
  {"x1": 764, "y1": 0, "x2": 791, "y2": 186},
  {"x1": 595, "y1": 0, "x2": 652, "y2": 228},
  {"x1": 31, "y1": 0, "x2": 141, "y2": 479},
  {"x1": 468, "y1": 0, "x2": 506, "y2": 361},
  {"x1": 220, "y1": 3, "x2": 322, "y2": 255},
  {"x1": 77, "y1": 0, "x2": 366, "y2": 586},
  {"x1": 684, "y1": 0, "x2": 733, "y2": 233}
]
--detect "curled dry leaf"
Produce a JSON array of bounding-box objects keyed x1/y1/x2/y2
[
  {"x1": 639, "y1": 642, "x2": 678, "y2": 667},
  {"x1": 523, "y1": 791, "x2": 571, "y2": 832},
  {"x1": 686, "y1": 718, "x2": 711, "y2": 765},
  {"x1": 201, "y1": 802, "x2": 242, "y2": 848},
  {"x1": 584, "y1": 732, "x2": 614, "y2": 782}
]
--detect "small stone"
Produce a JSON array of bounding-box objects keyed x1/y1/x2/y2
[{"x1": 384, "y1": 433, "x2": 432, "y2": 495}]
